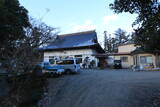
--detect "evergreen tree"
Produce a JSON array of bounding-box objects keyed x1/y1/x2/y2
[
  {"x1": 103, "y1": 28, "x2": 131, "y2": 53},
  {"x1": 114, "y1": 28, "x2": 129, "y2": 44},
  {"x1": 110, "y1": 0, "x2": 160, "y2": 50},
  {"x1": 0, "y1": 0, "x2": 30, "y2": 71},
  {"x1": 0, "y1": 1, "x2": 57, "y2": 106}
]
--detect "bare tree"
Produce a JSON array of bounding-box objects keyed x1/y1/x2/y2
[{"x1": 1, "y1": 18, "x2": 59, "y2": 107}]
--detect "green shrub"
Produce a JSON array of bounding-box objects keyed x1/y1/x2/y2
[{"x1": 1, "y1": 72, "x2": 47, "y2": 107}]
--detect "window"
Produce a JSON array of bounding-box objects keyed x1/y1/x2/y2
[
  {"x1": 76, "y1": 58, "x2": 82, "y2": 64},
  {"x1": 120, "y1": 56, "x2": 128, "y2": 62},
  {"x1": 57, "y1": 60, "x2": 74, "y2": 65},
  {"x1": 140, "y1": 56, "x2": 146, "y2": 64},
  {"x1": 147, "y1": 56, "x2": 153, "y2": 63},
  {"x1": 140, "y1": 56, "x2": 153, "y2": 64},
  {"x1": 75, "y1": 55, "x2": 82, "y2": 64}
]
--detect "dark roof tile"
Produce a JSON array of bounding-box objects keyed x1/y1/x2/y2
[{"x1": 42, "y1": 30, "x2": 98, "y2": 50}]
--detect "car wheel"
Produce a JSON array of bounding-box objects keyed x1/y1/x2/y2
[
  {"x1": 65, "y1": 69, "x2": 72, "y2": 74},
  {"x1": 71, "y1": 71, "x2": 77, "y2": 74},
  {"x1": 50, "y1": 72, "x2": 54, "y2": 77},
  {"x1": 57, "y1": 73, "x2": 61, "y2": 77}
]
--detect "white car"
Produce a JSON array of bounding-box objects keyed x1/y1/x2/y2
[
  {"x1": 39, "y1": 62, "x2": 65, "y2": 76},
  {"x1": 56, "y1": 58, "x2": 81, "y2": 74}
]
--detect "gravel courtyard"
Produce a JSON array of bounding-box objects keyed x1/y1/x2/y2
[{"x1": 47, "y1": 69, "x2": 160, "y2": 107}]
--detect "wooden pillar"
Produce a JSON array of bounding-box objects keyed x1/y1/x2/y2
[{"x1": 155, "y1": 53, "x2": 159, "y2": 68}]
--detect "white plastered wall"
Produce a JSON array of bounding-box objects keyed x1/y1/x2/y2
[
  {"x1": 118, "y1": 44, "x2": 137, "y2": 53},
  {"x1": 43, "y1": 49, "x2": 98, "y2": 67}
]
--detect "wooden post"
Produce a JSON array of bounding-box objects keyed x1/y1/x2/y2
[{"x1": 155, "y1": 53, "x2": 159, "y2": 68}]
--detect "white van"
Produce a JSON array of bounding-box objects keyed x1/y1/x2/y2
[{"x1": 56, "y1": 58, "x2": 81, "y2": 74}]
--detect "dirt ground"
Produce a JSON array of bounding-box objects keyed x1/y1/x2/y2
[{"x1": 47, "y1": 69, "x2": 160, "y2": 107}]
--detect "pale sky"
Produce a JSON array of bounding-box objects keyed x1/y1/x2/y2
[{"x1": 19, "y1": 0, "x2": 137, "y2": 44}]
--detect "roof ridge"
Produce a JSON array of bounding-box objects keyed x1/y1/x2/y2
[{"x1": 58, "y1": 30, "x2": 96, "y2": 37}]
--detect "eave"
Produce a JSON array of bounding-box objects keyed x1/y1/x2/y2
[{"x1": 40, "y1": 44, "x2": 104, "y2": 53}]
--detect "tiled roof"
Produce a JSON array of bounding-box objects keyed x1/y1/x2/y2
[
  {"x1": 131, "y1": 47, "x2": 160, "y2": 55},
  {"x1": 42, "y1": 30, "x2": 98, "y2": 50}
]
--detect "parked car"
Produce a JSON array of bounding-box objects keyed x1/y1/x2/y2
[
  {"x1": 38, "y1": 62, "x2": 50, "y2": 69},
  {"x1": 113, "y1": 60, "x2": 122, "y2": 69},
  {"x1": 38, "y1": 62, "x2": 65, "y2": 76},
  {"x1": 56, "y1": 58, "x2": 81, "y2": 74}
]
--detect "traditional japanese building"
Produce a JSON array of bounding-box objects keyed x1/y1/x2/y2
[{"x1": 41, "y1": 30, "x2": 105, "y2": 68}]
